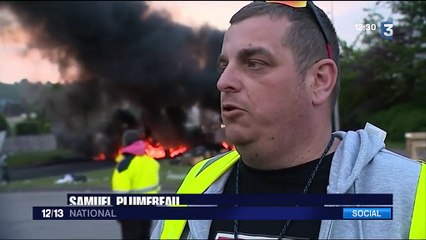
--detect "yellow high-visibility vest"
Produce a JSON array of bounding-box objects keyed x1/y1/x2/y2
[
  {"x1": 160, "y1": 151, "x2": 239, "y2": 239},
  {"x1": 409, "y1": 163, "x2": 426, "y2": 239},
  {"x1": 158, "y1": 150, "x2": 426, "y2": 239},
  {"x1": 112, "y1": 154, "x2": 160, "y2": 194}
]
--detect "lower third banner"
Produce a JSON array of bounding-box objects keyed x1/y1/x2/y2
[{"x1": 33, "y1": 206, "x2": 392, "y2": 220}]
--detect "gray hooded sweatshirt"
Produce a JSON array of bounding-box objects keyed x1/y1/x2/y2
[{"x1": 151, "y1": 123, "x2": 422, "y2": 239}]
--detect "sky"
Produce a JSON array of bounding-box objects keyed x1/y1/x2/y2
[{"x1": 0, "y1": 1, "x2": 392, "y2": 84}]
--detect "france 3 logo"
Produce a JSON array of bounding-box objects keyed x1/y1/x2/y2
[{"x1": 380, "y1": 20, "x2": 393, "y2": 40}]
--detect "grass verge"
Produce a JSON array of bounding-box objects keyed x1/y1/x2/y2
[
  {"x1": 0, "y1": 160, "x2": 190, "y2": 193},
  {"x1": 5, "y1": 149, "x2": 83, "y2": 170}
]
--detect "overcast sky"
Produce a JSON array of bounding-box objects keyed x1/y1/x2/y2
[{"x1": 0, "y1": 1, "x2": 392, "y2": 84}]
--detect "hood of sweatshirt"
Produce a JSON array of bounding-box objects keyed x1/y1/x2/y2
[
  {"x1": 121, "y1": 140, "x2": 146, "y2": 156},
  {"x1": 328, "y1": 123, "x2": 386, "y2": 193}
]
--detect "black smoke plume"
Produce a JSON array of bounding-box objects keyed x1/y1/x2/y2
[{"x1": 1, "y1": 1, "x2": 225, "y2": 151}]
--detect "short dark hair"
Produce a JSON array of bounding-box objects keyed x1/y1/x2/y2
[
  {"x1": 230, "y1": 1, "x2": 340, "y2": 109},
  {"x1": 122, "y1": 129, "x2": 141, "y2": 146}
]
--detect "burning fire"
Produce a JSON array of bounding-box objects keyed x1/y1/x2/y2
[
  {"x1": 144, "y1": 139, "x2": 188, "y2": 159},
  {"x1": 144, "y1": 140, "x2": 166, "y2": 159},
  {"x1": 169, "y1": 145, "x2": 188, "y2": 158},
  {"x1": 221, "y1": 141, "x2": 236, "y2": 150},
  {"x1": 94, "y1": 139, "x2": 235, "y2": 162},
  {"x1": 94, "y1": 141, "x2": 188, "y2": 162}
]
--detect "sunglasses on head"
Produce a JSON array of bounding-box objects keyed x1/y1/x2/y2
[{"x1": 259, "y1": 1, "x2": 332, "y2": 59}]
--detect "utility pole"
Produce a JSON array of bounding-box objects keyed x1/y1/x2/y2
[{"x1": 329, "y1": 1, "x2": 340, "y2": 131}]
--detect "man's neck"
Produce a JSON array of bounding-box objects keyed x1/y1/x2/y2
[{"x1": 236, "y1": 126, "x2": 338, "y2": 170}]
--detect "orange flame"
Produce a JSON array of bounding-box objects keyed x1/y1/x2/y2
[
  {"x1": 221, "y1": 141, "x2": 236, "y2": 150},
  {"x1": 170, "y1": 145, "x2": 188, "y2": 158},
  {"x1": 143, "y1": 140, "x2": 189, "y2": 159},
  {"x1": 144, "y1": 140, "x2": 166, "y2": 159},
  {"x1": 110, "y1": 139, "x2": 189, "y2": 160}
]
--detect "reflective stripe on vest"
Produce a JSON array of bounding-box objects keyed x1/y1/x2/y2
[
  {"x1": 409, "y1": 162, "x2": 426, "y2": 239},
  {"x1": 159, "y1": 150, "x2": 240, "y2": 239}
]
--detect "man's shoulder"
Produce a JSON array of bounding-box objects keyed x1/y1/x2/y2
[
  {"x1": 376, "y1": 148, "x2": 421, "y2": 164},
  {"x1": 131, "y1": 154, "x2": 159, "y2": 166},
  {"x1": 372, "y1": 148, "x2": 422, "y2": 173},
  {"x1": 192, "y1": 150, "x2": 239, "y2": 175},
  {"x1": 135, "y1": 154, "x2": 155, "y2": 160},
  {"x1": 181, "y1": 151, "x2": 238, "y2": 183},
  {"x1": 116, "y1": 154, "x2": 135, "y2": 173},
  {"x1": 353, "y1": 148, "x2": 423, "y2": 199},
  {"x1": 183, "y1": 151, "x2": 229, "y2": 178}
]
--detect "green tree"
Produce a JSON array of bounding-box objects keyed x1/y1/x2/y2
[
  {"x1": 339, "y1": 1, "x2": 426, "y2": 141},
  {"x1": 15, "y1": 120, "x2": 41, "y2": 135},
  {"x1": 14, "y1": 116, "x2": 51, "y2": 136},
  {"x1": 0, "y1": 114, "x2": 10, "y2": 134}
]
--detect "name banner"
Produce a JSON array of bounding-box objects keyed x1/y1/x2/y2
[
  {"x1": 66, "y1": 193, "x2": 393, "y2": 206},
  {"x1": 33, "y1": 206, "x2": 393, "y2": 220},
  {"x1": 32, "y1": 193, "x2": 393, "y2": 220}
]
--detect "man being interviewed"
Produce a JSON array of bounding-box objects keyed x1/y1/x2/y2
[
  {"x1": 151, "y1": 1, "x2": 425, "y2": 239},
  {"x1": 113, "y1": 129, "x2": 160, "y2": 239}
]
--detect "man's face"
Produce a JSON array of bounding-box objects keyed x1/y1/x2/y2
[{"x1": 217, "y1": 15, "x2": 312, "y2": 147}]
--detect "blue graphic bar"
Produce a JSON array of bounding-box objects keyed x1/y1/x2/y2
[
  {"x1": 66, "y1": 193, "x2": 393, "y2": 206},
  {"x1": 343, "y1": 208, "x2": 392, "y2": 220},
  {"x1": 33, "y1": 206, "x2": 393, "y2": 220}
]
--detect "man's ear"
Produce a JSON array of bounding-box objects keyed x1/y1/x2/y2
[{"x1": 308, "y1": 59, "x2": 338, "y2": 106}]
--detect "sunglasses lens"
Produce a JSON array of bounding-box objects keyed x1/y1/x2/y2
[{"x1": 266, "y1": 1, "x2": 307, "y2": 8}]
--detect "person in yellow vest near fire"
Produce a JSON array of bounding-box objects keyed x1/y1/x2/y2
[{"x1": 112, "y1": 129, "x2": 160, "y2": 239}]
